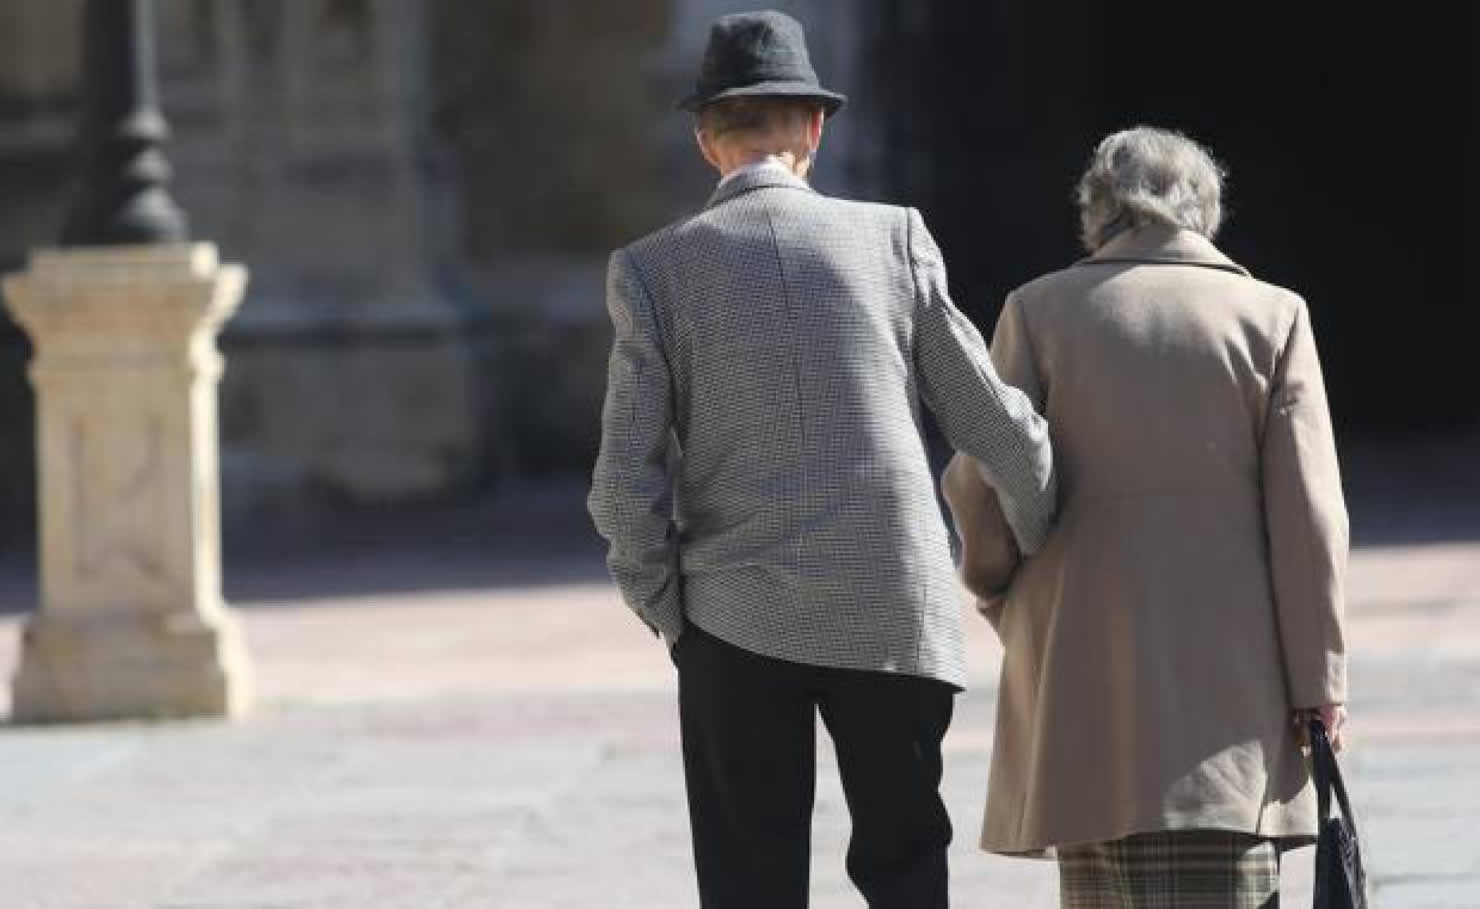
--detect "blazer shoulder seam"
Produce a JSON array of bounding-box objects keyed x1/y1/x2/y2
[
  {"x1": 613, "y1": 247, "x2": 679, "y2": 368},
  {"x1": 903, "y1": 207, "x2": 926, "y2": 313}
]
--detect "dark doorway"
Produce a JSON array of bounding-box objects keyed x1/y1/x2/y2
[{"x1": 872, "y1": 2, "x2": 1478, "y2": 435}]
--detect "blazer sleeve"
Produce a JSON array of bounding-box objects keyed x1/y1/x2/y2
[
  {"x1": 940, "y1": 293, "x2": 1042, "y2": 624},
  {"x1": 907, "y1": 208, "x2": 1057, "y2": 554},
  {"x1": 587, "y1": 249, "x2": 683, "y2": 642},
  {"x1": 1261, "y1": 296, "x2": 1349, "y2": 708}
]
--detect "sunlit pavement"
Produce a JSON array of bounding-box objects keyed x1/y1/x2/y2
[{"x1": 0, "y1": 493, "x2": 1476, "y2": 907}]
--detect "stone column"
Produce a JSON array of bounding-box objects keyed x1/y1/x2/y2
[{"x1": 3, "y1": 244, "x2": 250, "y2": 722}]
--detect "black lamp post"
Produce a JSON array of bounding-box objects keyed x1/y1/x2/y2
[{"x1": 62, "y1": 0, "x2": 188, "y2": 246}]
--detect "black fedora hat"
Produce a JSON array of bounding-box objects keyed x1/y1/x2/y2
[{"x1": 679, "y1": 10, "x2": 846, "y2": 116}]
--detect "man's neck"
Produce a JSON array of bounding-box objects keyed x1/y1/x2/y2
[{"x1": 718, "y1": 150, "x2": 810, "y2": 180}]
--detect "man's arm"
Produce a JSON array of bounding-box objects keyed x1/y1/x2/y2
[
  {"x1": 908, "y1": 208, "x2": 1056, "y2": 554},
  {"x1": 939, "y1": 292, "x2": 1049, "y2": 610},
  {"x1": 1261, "y1": 296, "x2": 1348, "y2": 711},
  {"x1": 587, "y1": 249, "x2": 683, "y2": 642}
]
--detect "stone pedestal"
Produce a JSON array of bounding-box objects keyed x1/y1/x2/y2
[{"x1": 2, "y1": 244, "x2": 251, "y2": 722}]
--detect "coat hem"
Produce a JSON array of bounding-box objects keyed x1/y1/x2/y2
[{"x1": 980, "y1": 822, "x2": 1318, "y2": 859}]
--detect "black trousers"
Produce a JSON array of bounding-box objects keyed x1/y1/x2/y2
[{"x1": 676, "y1": 625, "x2": 956, "y2": 909}]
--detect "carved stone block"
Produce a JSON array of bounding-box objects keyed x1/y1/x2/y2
[{"x1": 2, "y1": 244, "x2": 252, "y2": 722}]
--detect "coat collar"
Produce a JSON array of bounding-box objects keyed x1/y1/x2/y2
[
  {"x1": 1075, "y1": 225, "x2": 1250, "y2": 276},
  {"x1": 705, "y1": 162, "x2": 816, "y2": 210}
]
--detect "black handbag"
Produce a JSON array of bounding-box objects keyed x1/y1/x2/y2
[{"x1": 1309, "y1": 717, "x2": 1368, "y2": 909}]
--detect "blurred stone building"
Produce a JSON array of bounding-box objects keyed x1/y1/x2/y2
[
  {"x1": 3, "y1": 1, "x2": 1475, "y2": 549},
  {"x1": 0, "y1": 0, "x2": 891, "y2": 543}
]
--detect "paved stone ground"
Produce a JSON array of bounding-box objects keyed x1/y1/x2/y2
[{"x1": 0, "y1": 481, "x2": 1477, "y2": 908}]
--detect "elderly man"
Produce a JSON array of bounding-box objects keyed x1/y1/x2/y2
[{"x1": 588, "y1": 10, "x2": 1055, "y2": 909}]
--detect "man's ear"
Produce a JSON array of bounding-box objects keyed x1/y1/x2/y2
[
  {"x1": 807, "y1": 108, "x2": 825, "y2": 153},
  {"x1": 696, "y1": 128, "x2": 722, "y2": 172}
]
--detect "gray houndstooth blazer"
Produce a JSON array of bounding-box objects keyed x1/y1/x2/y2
[{"x1": 588, "y1": 165, "x2": 1055, "y2": 686}]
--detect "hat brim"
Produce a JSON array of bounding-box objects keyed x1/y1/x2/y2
[{"x1": 679, "y1": 82, "x2": 847, "y2": 117}]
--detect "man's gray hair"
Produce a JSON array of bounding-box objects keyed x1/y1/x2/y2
[
  {"x1": 697, "y1": 96, "x2": 823, "y2": 138},
  {"x1": 1075, "y1": 126, "x2": 1227, "y2": 252}
]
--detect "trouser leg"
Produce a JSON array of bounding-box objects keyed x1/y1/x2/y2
[
  {"x1": 818, "y1": 667, "x2": 956, "y2": 909},
  {"x1": 677, "y1": 626, "x2": 818, "y2": 909},
  {"x1": 1059, "y1": 831, "x2": 1281, "y2": 909}
]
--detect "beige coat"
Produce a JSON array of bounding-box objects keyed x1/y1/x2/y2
[{"x1": 943, "y1": 226, "x2": 1348, "y2": 855}]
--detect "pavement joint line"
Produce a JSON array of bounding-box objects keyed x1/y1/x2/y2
[
  {"x1": 480, "y1": 740, "x2": 610, "y2": 872},
  {"x1": 149, "y1": 727, "x2": 380, "y2": 907}
]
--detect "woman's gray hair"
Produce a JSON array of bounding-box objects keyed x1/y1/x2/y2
[{"x1": 1075, "y1": 127, "x2": 1227, "y2": 252}]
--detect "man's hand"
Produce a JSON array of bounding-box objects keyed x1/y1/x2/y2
[{"x1": 1295, "y1": 703, "x2": 1348, "y2": 752}]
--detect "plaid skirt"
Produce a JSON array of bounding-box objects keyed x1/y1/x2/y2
[{"x1": 1057, "y1": 830, "x2": 1280, "y2": 909}]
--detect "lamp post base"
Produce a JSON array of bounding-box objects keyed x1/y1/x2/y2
[
  {"x1": 10, "y1": 609, "x2": 250, "y2": 723},
  {"x1": 2, "y1": 244, "x2": 251, "y2": 724}
]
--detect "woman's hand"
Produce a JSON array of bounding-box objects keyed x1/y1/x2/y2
[{"x1": 1295, "y1": 703, "x2": 1348, "y2": 752}]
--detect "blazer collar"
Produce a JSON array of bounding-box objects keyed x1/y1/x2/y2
[
  {"x1": 706, "y1": 163, "x2": 816, "y2": 210},
  {"x1": 1076, "y1": 225, "x2": 1250, "y2": 276}
]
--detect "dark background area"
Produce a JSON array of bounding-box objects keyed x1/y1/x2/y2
[
  {"x1": 873, "y1": 2, "x2": 1478, "y2": 436},
  {"x1": 0, "y1": 1, "x2": 1474, "y2": 560}
]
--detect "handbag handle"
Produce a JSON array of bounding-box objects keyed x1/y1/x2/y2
[{"x1": 1309, "y1": 716, "x2": 1357, "y2": 828}]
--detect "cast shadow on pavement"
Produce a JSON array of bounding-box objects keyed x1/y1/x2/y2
[
  {"x1": 0, "y1": 435, "x2": 1475, "y2": 615},
  {"x1": 0, "y1": 480, "x2": 611, "y2": 614}
]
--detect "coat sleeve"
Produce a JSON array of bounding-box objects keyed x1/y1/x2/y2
[
  {"x1": 587, "y1": 249, "x2": 683, "y2": 641},
  {"x1": 1261, "y1": 296, "x2": 1349, "y2": 708},
  {"x1": 940, "y1": 293, "x2": 1043, "y2": 623},
  {"x1": 908, "y1": 207, "x2": 1057, "y2": 554},
  {"x1": 941, "y1": 452, "x2": 1019, "y2": 629}
]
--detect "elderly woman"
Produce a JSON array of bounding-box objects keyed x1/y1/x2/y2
[{"x1": 943, "y1": 127, "x2": 1349, "y2": 907}]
